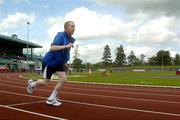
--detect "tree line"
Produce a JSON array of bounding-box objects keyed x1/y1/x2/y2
[
  {"x1": 102, "y1": 45, "x2": 180, "y2": 66},
  {"x1": 72, "y1": 44, "x2": 180, "y2": 70}
]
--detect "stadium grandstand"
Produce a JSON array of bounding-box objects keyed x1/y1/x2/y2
[{"x1": 0, "y1": 34, "x2": 43, "y2": 72}]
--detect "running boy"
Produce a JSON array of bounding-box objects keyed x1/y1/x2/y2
[{"x1": 27, "y1": 21, "x2": 75, "y2": 106}]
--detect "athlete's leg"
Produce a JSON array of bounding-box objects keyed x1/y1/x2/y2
[
  {"x1": 47, "y1": 71, "x2": 66, "y2": 100},
  {"x1": 27, "y1": 66, "x2": 54, "y2": 94},
  {"x1": 31, "y1": 78, "x2": 50, "y2": 87},
  {"x1": 46, "y1": 71, "x2": 66, "y2": 106}
]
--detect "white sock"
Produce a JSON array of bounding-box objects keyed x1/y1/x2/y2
[
  {"x1": 48, "y1": 89, "x2": 59, "y2": 100},
  {"x1": 31, "y1": 82, "x2": 36, "y2": 87}
]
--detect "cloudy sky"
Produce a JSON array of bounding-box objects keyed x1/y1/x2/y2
[{"x1": 0, "y1": 0, "x2": 179, "y2": 63}]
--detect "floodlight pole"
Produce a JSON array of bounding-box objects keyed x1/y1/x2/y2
[
  {"x1": 162, "y1": 51, "x2": 163, "y2": 71},
  {"x1": 85, "y1": 47, "x2": 87, "y2": 70},
  {"x1": 27, "y1": 22, "x2": 30, "y2": 63}
]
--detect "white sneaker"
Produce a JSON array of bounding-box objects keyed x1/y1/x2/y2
[
  {"x1": 55, "y1": 97, "x2": 61, "y2": 102},
  {"x1": 46, "y1": 98, "x2": 62, "y2": 106},
  {"x1": 27, "y1": 79, "x2": 34, "y2": 94}
]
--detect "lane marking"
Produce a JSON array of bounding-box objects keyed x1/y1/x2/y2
[
  {"x1": 2, "y1": 77, "x2": 180, "y2": 94},
  {"x1": 0, "y1": 81, "x2": 180, "y2": 97},
  {"x1": 7, "y1": 100, "x2": 45, "y2": 107},
  {"x1": 1, "y1": 82, "x2": 180, "y2": 98},
  {"x1": 0, "y1": 104, "x2": 67, "y2": 120},
  {"x1": 1, "y1": 90, "x2": 180, "y2": 117},
  {"x1": 64, "y1": 100, "x2": 180, "y2": 117},
  {"x1": 68, "y1": 80, "x2": 180, "y2": 89},
  {"x1": 1, "y1": 83, "x2": 180, "y2": 105}
]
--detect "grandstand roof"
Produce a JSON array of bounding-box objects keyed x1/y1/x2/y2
[
  {"x1": 0, "y1": 34, "x2": 42, "y2": 48},
  {"x1": 0, "y1": 58, "x2": 16, "y2": 64}
]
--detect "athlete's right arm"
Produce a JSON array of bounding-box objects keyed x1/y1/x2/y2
[{"x1": 50, "y1": 43, "x2": 73, "y2": 51}]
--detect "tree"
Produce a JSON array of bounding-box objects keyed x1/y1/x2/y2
[
  {"x1": 133, "y1": 58, "x2": 142, "y2": 66},
  {"x1": 114, "y1": 45, "x2": 126, "y2": 66},
  {"x1": 174, "y1": 53, "x2": 180, "y2": 65},
  {"x1": 148, "y1": 55, "x2": 157, "y2": 66},
  {"x1": 140, "y1": 54, "x2": 146, "y2": 65},
  {"x1": 72, "y1": 45, "x2": 83, "y2": 71},
  {"x1": 127, "y1": 50, "x2": 137, "y2": 66},
  {"x1": 72, "y1": 58, "x2": 83, "y2": 72},
  {"x1": 102, "y1": 45, "x2": 112, "y2": 65},
  {"x1": 73, "y1": 45, "x2": 79, "y2": 59},
  {"x1": 156, "y1": 50, "x2": 172, "y2": 66},
  {"x1": 11, "y1": 34, "x2": 18, "y2": 39}
]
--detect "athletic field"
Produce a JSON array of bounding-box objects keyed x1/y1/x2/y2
[
  {"x1": 1, "y1": 73, "x2": 180, "y2": 119},
  {"x1": 23, "y1": 71, "x2": 180, "y2": 87}
]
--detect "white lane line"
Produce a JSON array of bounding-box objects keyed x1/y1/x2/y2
[
  {"x1": 19, "y1": 75, "x2": 180, "y2": 90},
  {"x1": 63, "y1": 100, "x2": 180, "y2": 117},
  {"x1": 0, "y1": 90, "x2": 45, "y2": 99},
  {"x1": 7, "y1": 100, "x2": 45, "y2": 107},
  {"x1": 3, "y1": 77, "x2": 180, "y2": 96},
  {"x1": 0, "y1": 104, "x2": 67, "y2": 120},
  {"x1": 67, "y1": 80, "x2": 180, "y2": 89},
  {"x1": 1, "y1": 90, "x2": 180, "y2": 117},
  {"x1": 63, "y1": 87, "x2": 180, "y2": 97},
  {"x1": 2, "y1": 77, "x2": 180, "y2": 94},
  {"x1": 1, "y1": 83, "x2": 180, "y2": 105},
  {"x1": 0, "y1": 79, "x2": 180, "y2": 97},
  {"x1": 63, "y1": 92, "x2": 180, "y2": 104}
]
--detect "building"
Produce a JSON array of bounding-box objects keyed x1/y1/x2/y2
[{"x1": 0, "y1": 34, "x2": 43, "y2": 72}]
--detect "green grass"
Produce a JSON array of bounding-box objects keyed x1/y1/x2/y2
[
  {"x1": 95, "y1": 65, "x2": 180, "y2": 69},
  {"x1": 125, "y1": 66, "x2": 180, "y2": 69},
  {"x1": 22, "y1": 71, "x2": 180, "y2": 87}
]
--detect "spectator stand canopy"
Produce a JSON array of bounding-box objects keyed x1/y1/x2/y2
[{"x1": 0, "y1": 34, "x2": 43, "y2": 72}]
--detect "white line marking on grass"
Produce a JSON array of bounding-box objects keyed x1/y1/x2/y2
[
  {"x1": 7, "y1": 100, "x2": 45, "y2": 107},
  {"x1": 1, "y1": 90, "x2": 180, "y2": 118},
  {"x1": 0, "y1": 104, "x2": 67, "y2": 120},
  {"x1": 67, "y1": 81, "x2": 180, "y2": 89},
  {"x1": 13, "y1": 74, "x2": 180, "y2": 90}
]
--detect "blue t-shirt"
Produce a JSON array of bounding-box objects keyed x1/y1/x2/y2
[{"x1": 44, "y1": 31, "x2": 75, "y2": 67}]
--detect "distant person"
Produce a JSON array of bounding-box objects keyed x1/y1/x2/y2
[{"x1": 27, "y1": 21, "x2": 75, "y2": 106}]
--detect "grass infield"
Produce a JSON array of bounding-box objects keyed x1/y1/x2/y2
[{"x1": 22, "y1": 70, "x2": 180, "y2": 87}]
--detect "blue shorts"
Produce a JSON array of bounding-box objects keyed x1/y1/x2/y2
[{"x1": 42, "y1": 63, "x2": 65, "y2": 79}]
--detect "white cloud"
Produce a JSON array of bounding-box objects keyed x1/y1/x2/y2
[
  {"x1": 46, "y1": 16, "x2": 64, "y2": 40},
  {"x1": 126, "y1": 46, "x2": 155, "y2": 58},
  {"x1": 46, "y1": 7, "x2": 179, "y2": 47},
  {"x1": 46, "y1": 7, "x2": 129, "y2": 41},
  {"x1": 33, "y1": 40, "x2": 51, "y2": 56},
  {"x1": 77, "y1": 43, "x2": 156, "y2": 63},
  {"x1": 94, "y1": 0, "x2": 180, "y2": 17},
  {"x1": 72, "y1": 41, "x2": 119, "y2": 63},
  {"x1": 0, "y1": 32, "x2": 9, "y2": 36},
  {"x1": 127, "y1": 16, "x2": 180, "y2": 47},
  {"x1": 65, "y1": 7, "x2": 126, "y2": 40},
  {"x1": 78, "y1": 44, "x2": 103, "y2": 63},
  {"x1": 45, "y1": 6, "x2": 180, "y2": 63},
  {"x1": 0, "y1": 12, "x2": 36, "y2": 32},
  {"x1": 170, "y1": 51, "x2": 177, "y2": 57}
]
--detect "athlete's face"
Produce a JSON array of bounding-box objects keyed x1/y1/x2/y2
[{"x1": 66, "y1": 22, "x2": 75, "y2": 35}]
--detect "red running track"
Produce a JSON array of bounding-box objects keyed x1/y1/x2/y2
[{"x1": 1, "y1": 73, "x2": 180, "y2": 120}]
